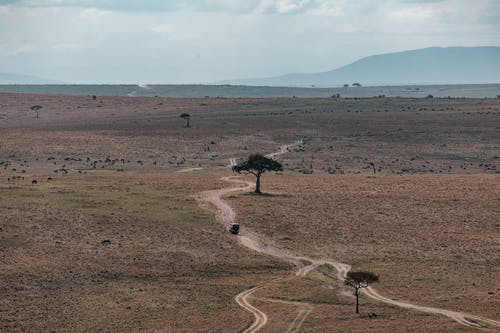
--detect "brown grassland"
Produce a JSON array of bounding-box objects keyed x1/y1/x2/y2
[{"x1": 0, "y1": 92, "x2": 499, "y2": 332}]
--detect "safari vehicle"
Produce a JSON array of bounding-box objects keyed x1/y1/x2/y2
[{"x1": 229, "y1": 223, "x2": 240, "y2": 235}]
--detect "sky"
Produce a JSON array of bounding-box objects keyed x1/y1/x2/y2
[{"x1": 0, "y1": 0, "x2": 499, "y2": 84}]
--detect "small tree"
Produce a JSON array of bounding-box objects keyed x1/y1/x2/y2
[
  {"x1": 369, "y1": 162, "x2": 376, "y2": 174},
  {"x1": 345, "y1": 271, "x2": 379, "y2": 314},
  {"x1": 180, "y1": 113, "x2": 191, "y2": 127},
  {"x1": 30, "y1": 105, "x2": 43, "y2": 118},
  {"x1": 232, "y1": 154, "x2": 283, "y2": 194}
]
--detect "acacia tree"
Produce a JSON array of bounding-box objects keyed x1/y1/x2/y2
[
  {"x1": 30, "y1": 105, "x2": 43, "y2": 118},
  {"x1": 232, "y1": 154, "x2": 283, "y2": 194},
  {"x1": 180, "y1": 113, "x2": 191, "y2": 127},
  {"x1": 369, "y1": 162, "x2": 376, "y2": 174},
  {"x1": 344, "y1": 271, "x2": 379, "y2": 314}
]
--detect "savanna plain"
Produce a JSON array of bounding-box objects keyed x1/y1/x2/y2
[{"x1": 0, "y1": 92, "x2": 499, "y2": 332}]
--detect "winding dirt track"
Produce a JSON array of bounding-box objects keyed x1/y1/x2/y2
[
  {"x1": 235, "y1": 286, "x2": 268, "y2": 333},
  {"x1": 199, "y1": 141, "x2": 500, "y2": 333}
]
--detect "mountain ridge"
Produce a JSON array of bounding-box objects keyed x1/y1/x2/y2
[{"x1": 219, "y1": 46, "x2": 500, "y2": 87}]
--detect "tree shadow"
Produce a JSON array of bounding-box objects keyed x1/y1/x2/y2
[{"x1": 242, "y1": 192, "x2": 291, "y2": 198}]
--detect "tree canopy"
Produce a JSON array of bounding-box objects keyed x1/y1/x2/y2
[
  {"x1": 232, "y1": 154, "x2": 283, "y2": 193},
  {"x1": 180, "y1": 113, "x2": 191, "y2": 127},
  {"x1": 30, "y1": 104, "x2": 43, "y2": 118},
  {"x1": 345, "y1": 271, "x2": 379, "y2": 287},
  {"x1": 345, "y1": 271, "x2": 379, "y2": 314}
]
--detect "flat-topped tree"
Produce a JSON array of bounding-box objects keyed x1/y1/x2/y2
[
  {"x1": 345, "y1": 271, "x2": 379, "y2": 314},
  {"x1": 232, "y1": 154, "x2": 283, "y2": 194},
  {"x1": 30, "y1": 105, "x2": 43, "y2": 118},
  {"x1": 180, "y1": 113, "x2": 191, "y2": 127}
]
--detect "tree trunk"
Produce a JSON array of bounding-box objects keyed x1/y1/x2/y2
[
  {"x1": 355, "y1": 289, "x2": 360, "y2": 314},
  {"x1": 255, "y1": 174, "x2": 261, "y2": 193},
  {"x1": 186, "y1": 118, "x2": 190, "y2": 127}
]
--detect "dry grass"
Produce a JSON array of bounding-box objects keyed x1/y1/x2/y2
[
  {"x1": 1, "y1": 93, "x2": 498, "y2": 175},
  {"x1": 226, "y1": 173, "x2": 500, "y2": 331},
  {"x1": 0, "y1": 172, "x2": 290, "y2": 332},
  {"x1": 1, "y1": 92, "x2": 499, "y2": 332}
]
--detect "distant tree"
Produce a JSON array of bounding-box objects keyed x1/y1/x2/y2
[
  {"x1": 352, "y1": 83, "x2": 362, "y2": 87},
  {"x1": 345, "y1": 271, "x2": 379, "y2": 314},
  {"x1": 180, "y1": 113, "x2": 191, "y2": 127},
  {"x1": 343, "y1": 84, "x2": 349, "y2": 88},
  {"x1": 496, "y1": 94, "x2": 500, "y2": 99},
  {"x1": 425, "y1": 94, "x2": 434, "y2": 99},
  {"x1": 369, "y1": 162, "x2": 376, "y2": 174},
  {"x1": 232, "y1": 154, "x2": 283, "y2": 194},
  {"x1": 30, "y1": 105, "x2": 43, "y2": 118}
]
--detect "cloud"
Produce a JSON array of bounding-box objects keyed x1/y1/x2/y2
[
  {"x1": 50, "y1": 42, "x2": 83, "y2": 51},
  {"x1": 151, "y1": 24, "x2": 174, "y2": 35},
  {"x1": 0, "y1": 44, "x2": 34, "y2": 56},
  {"x1": 388, "y1": 6, "x2": 436, "y2": 21},
  {"x1": 79, "y1": 7, "x2": 112, "y2": 17},
  {"x1": 0, "y1": 0, "x2": 255, "y2": 12},
  {"x1": 256, "y1": 0, "x2": 316, "y2": 14},
  {"x1": 399, "y1": 0, "x2": 444, "y2": 3},
  {"x1": 0, "y1": 0, "x2": 322, "y2": 14},
  {"x1": 0, "y1": 0, "x2": 499, "y2": 83}
]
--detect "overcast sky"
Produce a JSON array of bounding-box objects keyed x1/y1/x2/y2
[{"x1": 1, "y1": 0, "x2": 499, "y2": 83}]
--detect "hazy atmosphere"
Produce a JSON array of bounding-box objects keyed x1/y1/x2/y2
[
  {"x1": 1, "y1": 0, "x2": 500, "y2": 83},
  {"x1": 1, "y1": 1, "x2": 500, "y2": 333}
]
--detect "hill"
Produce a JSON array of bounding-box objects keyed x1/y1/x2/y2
[{"x1": 221, "y1": 46, "x2": 500, "y2": 87}]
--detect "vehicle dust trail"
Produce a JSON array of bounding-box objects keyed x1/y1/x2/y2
[
  {"x1": 127, "y1": 83, "x2": 152, "y2": 97},
  {"x1": 198, "y1": 140, "x2": 500, "y2": 332}
]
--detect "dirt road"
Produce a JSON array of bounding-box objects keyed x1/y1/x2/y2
[
  {"x1": 235, "y1": 286, "x2": 268, "y2": 333},
  {"x1": 199, "y1": 142, "x2": 500, "y2": 332},
  {"x1": 265, "y1": 140, "x2": 302, "y2": 159}
]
